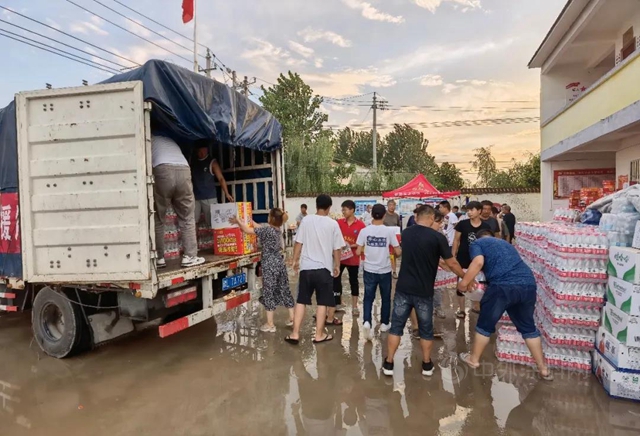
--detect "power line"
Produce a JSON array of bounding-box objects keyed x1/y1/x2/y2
[
  {"x1": 0, "y1": 5, "x2": 140, "y2": 67},
  {"x1": 65, "y1": 0, "x2": 193, "y2": 65},
  {"x1": 106, "y1": 0, "x2": 231, "y2": 74},
  {"x1": 89, "y1": 0, "x2": 206, "y2": 59},
  {"x1": 0, "y1": 30, "x2": 118, "y2": 74},
  {"x1": 0, "y1": 18, "x2": 128, "y2": 69},
  {"x1": 323, "y1": 116, "x2": 540, "y2": 130}
]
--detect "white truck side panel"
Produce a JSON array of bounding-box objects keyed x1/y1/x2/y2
[{"x1": 16, "y1": 82, "x2": 153, "y2": 283}]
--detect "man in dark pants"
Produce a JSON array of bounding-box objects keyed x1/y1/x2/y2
[
  {"x1": 286, "y1": 195, "x2": 346, "y2": 345},
  {"x1": 383, "y1": 205, "x2": 465, "y2": 377},
  {"x1": 501, "y1": 204, "x2": 516, "y2": 244},
  {"x1": 333, "y1": 200, "x2": 366, "y2": 316}
]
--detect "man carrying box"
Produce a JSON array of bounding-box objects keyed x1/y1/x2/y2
[
  {"x1": 286, "y1": 195, "x2": 346, "y2": 345},
  {"x1": 191, "y1": 144, "x2": 234, "y2": 225}
]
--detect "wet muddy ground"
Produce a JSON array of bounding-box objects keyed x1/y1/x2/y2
[{"x1": 1, "y1": 274, "x2": 640, "y2": 436}]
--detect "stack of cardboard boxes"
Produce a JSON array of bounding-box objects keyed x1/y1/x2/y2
[
  {"x1": 210, "y1": 202, "x2": 257, "y2": 256},
  {"x1": 594, "y1": 246, "x2": 640, "y2": 401}
]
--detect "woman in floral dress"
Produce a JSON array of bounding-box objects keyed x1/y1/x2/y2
[{"x1": 230, "y1": 208, "x2": 295, "y2": 332}]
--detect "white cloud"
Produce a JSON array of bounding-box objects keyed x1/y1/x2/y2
[
  {"x1": 417, "y1": 74, "x2": 444, "y2": 87},
  {"x1": 45, "y1": 18, "x2": 61, "y2": 30},
  {"x1": 456, "y1": 79, "x2": 487, "y2": 86},
  {"x1": 304, "y1": 67, "x2": 396, "y2": 96},
  {"x1": 288, "y1": 41, "x2": 314, "y2": 58},
  {"x1": 383, "y1": 39, "x2": 514, "y2": 74},
  {"x1": 241, "y1": 38, "x2": 307, "y2": 76},
  {"x1": 314, "y1": 58, "x2": 324, "y2": 68},
  {"x1": 124, "y1": 18, "x2": 153, "y2": 38},
  {"x1": 442, "y1": 83, "x2": 459, "y2": 94},
  {"x1": 413, "y1": 0, "x2": 483, "y2": 13},
  {"x1": 342, "y1": 0, "x2": 404, "y2": 24},
  {"x1": 70, "y1": 20, "x2": 109, "y2": 36},
  {"x1": 298, "y1": 28, "x2": 352, "y2": 48}
]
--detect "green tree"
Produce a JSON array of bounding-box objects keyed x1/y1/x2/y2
[
  {"x1": 350, "y1": 130, "x2": 381, "y2": 168},
  {"x1": 381, "y1": 124, "x2": 439, "y2": 183},
  {"x1": 471, "y1": 146, "x2": 498, "y2": 188},
  {"x1": 284, "y1": 134, "x2": 336, "y2": 193},
  {"x1": 436, "y1": 162, "x2": 465, "y2": 190},
  {"x1": 259, "y1": 72, "x2": 328, "y2": 142},
  {"x1": 333, "y1": 128, "x2": 355, "y2": 162}
]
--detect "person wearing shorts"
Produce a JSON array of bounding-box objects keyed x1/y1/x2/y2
[
  {"x1": 457, "y1": 230, "x2": 552, "y2": 380},
  {"x1": 383, "y1": 206, "x2": 465, "y2": 377},
  {"x1": 286, "y1": 195, "x2": 346, "y2": 345}
]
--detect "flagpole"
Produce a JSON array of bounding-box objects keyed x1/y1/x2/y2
[{"x1": 193, "y1": 0, "x2": 198, "y2": 72}]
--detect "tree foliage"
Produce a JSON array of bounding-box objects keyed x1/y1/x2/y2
[
  {"x1": 436, "y1": 162, "x2": 465, "y2": 190},
  {"x1": 259, "y1": 72, "x2": 328, "y2": 142},
  {"x1": 470, "y1": 146, "x2": 540, "y2": 189}
]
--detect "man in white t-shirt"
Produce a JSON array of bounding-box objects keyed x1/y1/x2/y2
[
  {"x1": 356, "y1": 204, "x2": 401, "y2": 341},
  {"x1": 151, "y1": 135, "x2": 204, "y2": 268},
  {"x1": 439, "y1": 201, "x2": 459, "y2": 247},
  {"x1": 286, "y1": 195, "x2": 346, "y2": 346}
]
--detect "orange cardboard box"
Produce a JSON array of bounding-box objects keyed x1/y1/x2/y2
[{"x1": 213, "y1": 228, "x2": 257, "y2": 256}]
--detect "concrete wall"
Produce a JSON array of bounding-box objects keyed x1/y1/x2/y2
[
  {"x1": 616, "y1": 140, "x2": 640, "y2": 182},
  {"x1": 285, "y1": 193, "x2": 542, "y2": 226}
]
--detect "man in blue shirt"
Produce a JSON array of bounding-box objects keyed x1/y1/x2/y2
[
  {"x1": 457, "y1": 230, "x2": 553, "y2": 381},
  {"x1": 191, "y1": 145, "x2": 234, "y2": 226}
]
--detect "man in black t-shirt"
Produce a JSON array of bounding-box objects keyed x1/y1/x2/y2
[
  {"x1": 480, "y1": 200, "x2": 501, "y2": 237},
  {"x1": 501, "y1": 204, "x2": 516, "y2": 244},
  {"x1": 383, "y1": 205, "x2": 465, "y2": 378},
  {"x1": 453, "y1": 201, "x2": 491, "y2": 318}
]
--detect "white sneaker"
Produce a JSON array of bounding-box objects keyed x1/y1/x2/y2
[
  {"x1": 380, "y1": 323, "x2": 391, "y2": 333},
  {"x1": 156, "y1": 258, "x2": 167, "y2": 269},
  {"x1": 181, "y1": 256, "x2": 205, "y2": 267},
  {"x1": 260, "y1": 324, "x2": 276, "y2": 333},
  {"x1": 363, "y1": 322, "x2": 373, "y2": 341}
]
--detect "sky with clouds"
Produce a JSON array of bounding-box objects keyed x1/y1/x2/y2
[{"x1": 0, "y1": 0, "x2": 565, "y2": 180}]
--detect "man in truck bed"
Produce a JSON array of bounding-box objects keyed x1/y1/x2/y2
[{"x1": 152, "y1": 134, "x2": 205, "y2": 268}]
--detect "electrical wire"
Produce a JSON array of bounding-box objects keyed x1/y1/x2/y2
[
  {"x1": 0, "y1": 5, "x2": 140, "y2": 67},
  {"x1": 65, "y1": 0, "x2": 194, "y2": 65},
  {"x1": 323, "y1": 116, "x2": 540, "y2": 130},
  {"x1": 0, "y1": 30, "x2": 119, "y2": 74},
  {"x1": 0, "y1": 18, "x2": 129, "y2": 69},
  {"x1": 90, "y1": 0, "x2": 206, "y2": 59}
]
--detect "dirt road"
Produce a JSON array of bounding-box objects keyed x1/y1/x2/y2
[{"x1": 0, "y1": 283, "x2": 638, "y2": 435}]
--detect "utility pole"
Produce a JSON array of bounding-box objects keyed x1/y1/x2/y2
[
  {"x1": 371, "y1": 92, "x2": 387, "y2": 170},
  {"x1": 241, "y1": 76, "x2": 256, "y2": 97},
  {"x1": 204, "y1": 49, "x2": 213, "y2": 78},
  {"x1": 372, "y1": 92, "x2": 378, "y2": 170}
]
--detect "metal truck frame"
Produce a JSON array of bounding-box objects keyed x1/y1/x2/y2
[{"x1": 0, "y1": 81, "x2": 285, "y2": 358}]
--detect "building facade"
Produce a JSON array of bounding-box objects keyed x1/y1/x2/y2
[{"x1": 530, "y1": 0, "x2": 640, "y2": 220}]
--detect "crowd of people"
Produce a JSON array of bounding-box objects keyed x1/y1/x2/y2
[{"x1": 239, "y1": 193, "x2": 553, "y2": 381}]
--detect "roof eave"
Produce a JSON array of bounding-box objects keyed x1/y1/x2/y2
[{"x1": 528, "y1": 0, "x2": 576, "y2": 69}]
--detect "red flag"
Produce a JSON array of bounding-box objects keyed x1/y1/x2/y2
[{"x1": 182, "y1": 0, "x2": 194, "y2": 23}]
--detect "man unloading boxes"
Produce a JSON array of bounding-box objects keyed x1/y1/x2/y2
[
  {"x1": 191, "y1": 143, "x2": 234, "y2": 225},
  {"x1": 152, "y1": 134, "x2": 205, "y2": 268}
]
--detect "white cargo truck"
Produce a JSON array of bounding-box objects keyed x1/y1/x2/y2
[{"x1": 0, "y1": 64, "x2": 285, "y2": 358}]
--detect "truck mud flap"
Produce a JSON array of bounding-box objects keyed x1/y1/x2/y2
[{"x1": 158, "y1": 289, "x2": 252, "y2": 338}]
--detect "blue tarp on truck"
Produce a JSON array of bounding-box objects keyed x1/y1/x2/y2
[{"x1": 0, "y1": 59, "x2": 282, "y2": 279}]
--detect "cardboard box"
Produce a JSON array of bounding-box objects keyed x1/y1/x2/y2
[
  {"x1": 213, "y1": 228, "x2": 257, "y2": 256},
  {"x1": 602, "y1": 303, "x2": 640, "y2": 348},
  {"x1": 593, "y1": 349, "x2": 640, "y2": 401},
  {"x1": 633, "y1": 221, "x2": 640, "y2": 250},
  {"x1": 596, "y1": 327, "x2": 640, "y2": 371},
  {"x1": 608, "y1": 246, "x2": 640, "y2": 284},
  {"x1": 608, "y1": 276, "x2": 640, "y2": 316},
  {"x1": 210, "y1": 202, "x2": 252, "y2": 230}
]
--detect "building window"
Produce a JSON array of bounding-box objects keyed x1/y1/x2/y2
[
  {"x1": 622, "y1": 27, "x2": 636, "y2": 60},
  {"x1": 631, "y1": 159, "x2": 640, "y2": 184}
]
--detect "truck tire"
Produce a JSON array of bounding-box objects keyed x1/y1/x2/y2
[{"x1": 32, "y1": 287, "x2": 87, "y2": 358}]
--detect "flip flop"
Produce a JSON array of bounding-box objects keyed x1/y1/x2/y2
[
  {"x1": 312, "y1": 334, "x2": 333, "y2": 344},
  {"x1": 459, "y1": 352, "x2": 480, "y2": 369},
  {"x1": 326, "y1": 318, "x2": 343, "y2": 326},
  {"x1": 284, "y1": 336, "x2": 300, "y2": 345},
  {"x1": 537, "y1": 371, "x2": 554, "y2": 381}
]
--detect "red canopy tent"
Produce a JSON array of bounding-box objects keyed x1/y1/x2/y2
[{"x1": 382, "y1": 174, "x2": 460, "y2": 199}]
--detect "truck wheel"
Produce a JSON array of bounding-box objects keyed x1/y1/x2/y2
[{"x1": 32, "y1": 287, "x2": 87, "y2": 358}]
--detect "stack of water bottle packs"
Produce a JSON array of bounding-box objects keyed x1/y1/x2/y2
[
  {"x1": 497, "y1": 222, "x2": 609, "y2": 373},
  {"x1": 162, "y1": 207, "x2": 214, "y2": 260}
]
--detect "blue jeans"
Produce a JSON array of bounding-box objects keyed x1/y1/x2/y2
[
  {"x1": 389, "y1": 291, "x2": 434, "y2": 340},
  {"x1": 476, "y1": 284, "x2": 540, "y2": 339},
  {"x1": 363, "y1": 271, "x2": 392, "y2": 325},
  {"x1": 433, "y1": 288, "x2": 442, "y2": 310}
]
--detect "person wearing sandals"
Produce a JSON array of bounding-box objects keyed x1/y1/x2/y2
[
  {"x1": 456, "y1": 230, "x2": 553, "y2": 381},
  {"x1": 356, "y1": 204, "x2": 401, "y2": 341},
  {"x1": 286, "y1": 195, "x2": 346, "y2": 345},
  {"x1": 230, "y1": 209, "x2": 294, "y2": 332}
]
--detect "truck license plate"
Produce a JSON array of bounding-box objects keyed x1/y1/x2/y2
[{"x1": 222, "y1": 273, "x2": 247, "y2": 291}]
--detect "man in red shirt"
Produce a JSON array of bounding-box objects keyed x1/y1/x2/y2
[{"x1": 332, "y1": 200, "x2": 367, "y2": 318}]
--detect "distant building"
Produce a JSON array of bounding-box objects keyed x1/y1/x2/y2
[{"x1": 529, "y1": 0, "x2": 640, "y2": 220}]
